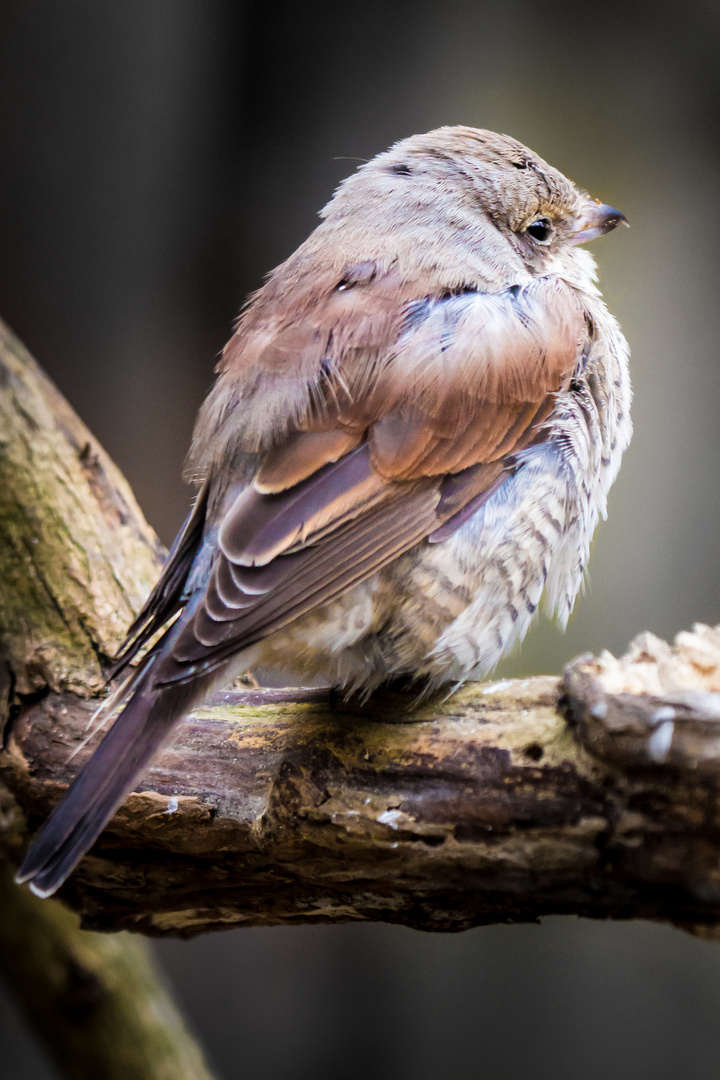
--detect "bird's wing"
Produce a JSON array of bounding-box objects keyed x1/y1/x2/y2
[
  {"x1": 187, "y1": 264, "x2": 586, "y2": 476},
  {"x1": 109, "y1": 477, "x2": 210, "y2": 679},
  {"x1": 149, "y1": 271, "x2": 587, "y2": 686}
]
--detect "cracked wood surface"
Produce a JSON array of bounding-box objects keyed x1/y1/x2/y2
[{"x1": 3, "y1": 315, "x2": 720, "y2": 937}]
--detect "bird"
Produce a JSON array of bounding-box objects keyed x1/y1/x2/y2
[{"x1": 17, "y1": 125, "x2": 631, "y2": 897}]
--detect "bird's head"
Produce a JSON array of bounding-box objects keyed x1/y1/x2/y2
[{"x1": 325, "y1": 126, "x2": 627, "y2": 289}]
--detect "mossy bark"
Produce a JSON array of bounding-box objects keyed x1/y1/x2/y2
[
  {"x1": 0, "y1": 318, "x2": 214, "y2": 1079},
  {"x1": 0, "y1": 318, "x2": 163, "y2": 700}
]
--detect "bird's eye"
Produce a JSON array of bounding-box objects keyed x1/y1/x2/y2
[{"x1": 525, "y1": 217, "x2": 552, "y2": 243}]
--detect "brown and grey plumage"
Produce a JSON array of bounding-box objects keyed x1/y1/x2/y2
[{"x1": 17, "y1": 126, "x2": 631, "y2": 896}]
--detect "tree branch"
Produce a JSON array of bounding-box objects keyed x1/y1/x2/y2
[
  {"x1": 0, "y1": 865, "x2": 216, "y2": 1080},
  {"x1": 2, "y1": 316, "x2": 720, "y2": 939}
]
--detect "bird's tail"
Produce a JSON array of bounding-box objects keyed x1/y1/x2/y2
[{"x1": 15, "y1": 673, "x2": 204, "y2": 898}]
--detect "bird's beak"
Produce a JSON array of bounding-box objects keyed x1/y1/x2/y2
[{"x1": 570, "y1": 201, "x2": 628, "y2": 245}]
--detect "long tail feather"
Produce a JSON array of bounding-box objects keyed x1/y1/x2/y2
[{"x1": 15, "y1": 675, "x2": 205, "y2": 898}]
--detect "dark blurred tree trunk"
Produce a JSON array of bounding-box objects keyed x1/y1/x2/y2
[{"x1": 0, "y1": 866, "x2": 217, "y2": 1080}]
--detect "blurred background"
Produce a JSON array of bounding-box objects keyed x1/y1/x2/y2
[{"x1": 2, "y1": 1, "x2": 720, "y2": 1077}]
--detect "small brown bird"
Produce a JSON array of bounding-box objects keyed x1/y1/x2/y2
[{"x1": 18, "y1": 126, "x2": 631, "y2": 895}]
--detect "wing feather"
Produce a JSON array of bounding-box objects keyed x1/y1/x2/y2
[
  {"x1": 146, "y1": 273, "x2": 588, "y2": 687},
  {"x1": 159, "y1": 488, "x2": 439, "y2": 681},
  {"x1": 108, "y1": 477, "x2": 210, "y2": 679}
]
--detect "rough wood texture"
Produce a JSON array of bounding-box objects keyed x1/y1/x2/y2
[
  {"x1": 0, "y1": 319, "x2": 220, "y2": 1080},
  {"x1": 0, "y1": 317, "x2": 163, "y2": 702},
  {"x1": 2, "y1": 316, "x2": 720, "y2": 939}
]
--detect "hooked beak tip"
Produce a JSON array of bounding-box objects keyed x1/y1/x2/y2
[
  {"x1": 602, "y1": 204, "x2": 629, "y2": 230},
  {"x1": 572, "y1": 202, "x2": 628, "y2": 245}
]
